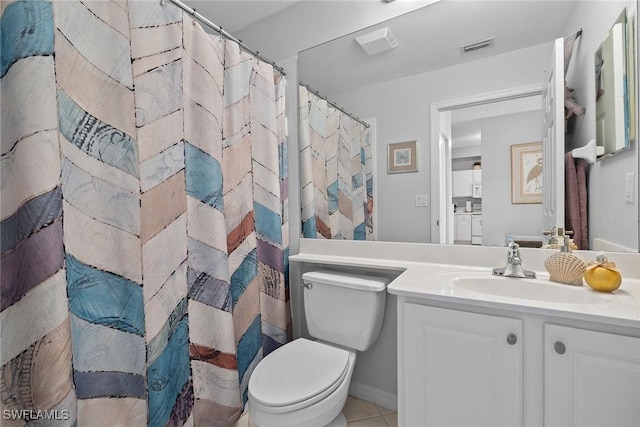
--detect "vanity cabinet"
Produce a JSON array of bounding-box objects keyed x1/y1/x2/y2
[
  {"x1": 402, "y1": 304, "x2": 522, "y2": 426},
  {"x1": 399, "y1": 302, "x2": 640, "y2": 427},
  {"x1": 545, "y1": 324, "x2": 640, "y2": 426}
]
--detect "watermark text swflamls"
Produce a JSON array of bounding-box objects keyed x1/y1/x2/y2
[{"x1": 3, "y1": 409, "x2": 70, "y2": 421}]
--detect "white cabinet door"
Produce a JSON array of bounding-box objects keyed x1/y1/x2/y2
[
  {"x1": 545, "y1": 324, "x2": 640, "y2": 427},
  {"x1": 452, "y1": 170, "x2": 473, "y2": 197},
  {"x1": 471, "y1": 214, "x2": 482, "y2": 244},
  {"x1": 402, "y1": 304, "x2": 523, "y2": 427},
  {"x1": 454, "y1": 214, "x2": 472, "y2": 242}
]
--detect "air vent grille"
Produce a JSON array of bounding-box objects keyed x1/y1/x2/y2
[
  {"x1": 461, "y1": 37, "x2": 495, "y2": 53},
  {"x1": 356, "y1": 27, "x2": 398, "y2": 55}
]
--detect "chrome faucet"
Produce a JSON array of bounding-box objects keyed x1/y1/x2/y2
[{"x1": 492, "y1": 242, "x2": 537, "y2": 278}]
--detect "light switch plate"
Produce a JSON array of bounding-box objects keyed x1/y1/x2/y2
[
  {"x1": 625, "y1": 172, "x2": 635, "y2": 204},
  {"x1": 415, "y1": 194, "x2": 429, "y2": 207}
]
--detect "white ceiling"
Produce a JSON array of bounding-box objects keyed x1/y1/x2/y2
[
  {"x1": 182, "y1": 1, "x2": 300, "y2": 33},
  {"x1": 451, "y1": 120, "x2": 483, "y2": 150},
  {"x1": 298, "y1": 1, "x2": 577, "y2": 96},
  {"x1": 451, "y1": 95, "x2": 542, "y2": 149}
]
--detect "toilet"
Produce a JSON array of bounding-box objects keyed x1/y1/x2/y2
[{"x1": 248, "y1": 269, "x2": 389, "y2": 427}]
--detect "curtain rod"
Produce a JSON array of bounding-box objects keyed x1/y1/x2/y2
[
  {"x1": 300, "y1": 82, "x2": 370, "y2": 129},
  {"x1": 163, "y1": 0, "x2": 286, "y2": 76}
]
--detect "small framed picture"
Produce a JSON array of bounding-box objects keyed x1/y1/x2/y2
[
  {"x1": 511, "y1": 142, "x2": 543, "y2": 204},
  {"x1": 387, "y1": 140, "x2": 418, "y2": 174}
]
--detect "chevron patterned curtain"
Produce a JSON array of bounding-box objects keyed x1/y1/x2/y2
[
  {"x1": 299, "y1": 85, "x2": 374, "y2": 240},
  {"x1": 0, "y1": 1, "x2": 290, "y2": 425}
]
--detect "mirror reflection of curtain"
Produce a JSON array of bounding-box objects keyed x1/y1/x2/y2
[
  {"x1": 564, "y1": 30, "x2": 586, "y2": 126},
  {"x1": 0, "y1": 1, "x2": 289, "y2": 425},
  {"x1": 563, "y1": 29, "x2": 588, "y2": 249},
  {"x1": 299, "y1": 85, "x2": 374, "y2": 240}
]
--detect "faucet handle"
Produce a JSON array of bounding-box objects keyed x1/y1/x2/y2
[
  {"x1": 543, "y1": 227, "x2": 573, "y2": 246},
  {"x1": 507, "y1": 242, "x2": 522, "y2": 263}
]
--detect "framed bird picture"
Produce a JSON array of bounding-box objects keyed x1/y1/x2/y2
[{"x1": 511, "y1": 142, "x2": 543, "y2": 204}]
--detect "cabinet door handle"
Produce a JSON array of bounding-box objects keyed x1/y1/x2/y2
[
  {"x1": 554, "y1": 341, "x2": 566, "y2": 355},
  {"x1": 506, "y1": 333, "x2": 518, "y2": 345}
]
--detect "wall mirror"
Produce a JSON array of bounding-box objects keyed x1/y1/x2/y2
[
  {"x1": 595, "y1": 8, "x2": 636, "y2": 157},
  {"x1": 298, "y1": 0, "x2": 639, "y2": 252}
]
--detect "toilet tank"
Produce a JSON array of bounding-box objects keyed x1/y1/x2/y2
[{"x1": 301, "y1": 270, "x2": 389, "y2": 351}]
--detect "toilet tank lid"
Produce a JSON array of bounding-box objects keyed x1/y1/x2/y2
[{"x1": 302, "y1": 270, "x2": 389, "y2": 292}]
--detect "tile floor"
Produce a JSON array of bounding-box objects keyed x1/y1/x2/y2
[
  {"x1": 343, "y1": 396, "x2": 398, "y2": 427},
  {"x1": 233, "y1": 395, "x2": 398, "y2": 427}
]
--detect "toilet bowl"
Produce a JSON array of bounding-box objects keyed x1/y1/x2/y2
[
  {"x1": 247, "y1": 270, "x2": 389, "y2": 427},
  {"x1": 248, "y1": 338, "x2": 356, "y2": 427}
]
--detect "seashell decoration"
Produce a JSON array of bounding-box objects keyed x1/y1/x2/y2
[{"x1": 544, "y1": 252, "x2": 587, "y2": 286}]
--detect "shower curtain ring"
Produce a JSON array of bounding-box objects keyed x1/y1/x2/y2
[
  {"x1": 191, "y1": 9, "x2": 197, "y2": 23},
  {"x1": 160, "y1": 0, "x2": 164, "y2": 6}
]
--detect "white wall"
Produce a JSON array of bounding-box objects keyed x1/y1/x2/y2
[
  {"x1": 564, "y1": 0, "x2": 639, "y2": 251},
  {"x1": 332, "y1": 43, "x2": 552, "y2": 242},
  {"x1": 481, "y1": 110, "x2": 543, "y2": 247},
  {"x1": 349, "y1": 293, "x2": 398, "y2": 409}
]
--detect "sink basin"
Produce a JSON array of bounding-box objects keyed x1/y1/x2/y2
[{"x1": 438, "y1": 271, "x2": 612, "y2": 305}]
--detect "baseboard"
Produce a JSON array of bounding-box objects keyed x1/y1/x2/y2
[{"x1": 348, "y1": 381, "x2": 398, "y2": 412}]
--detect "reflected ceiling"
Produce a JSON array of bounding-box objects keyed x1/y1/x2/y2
[{"x1": 299, "y1": 1, "x2": 576, "y2": 96}]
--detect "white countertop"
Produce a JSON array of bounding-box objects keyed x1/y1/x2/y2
[{"x1": 290, "y1": 239, "x2": 640, "y2": 329}]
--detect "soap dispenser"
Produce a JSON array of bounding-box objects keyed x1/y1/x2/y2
[
  {"x1": 544, "y1": 234, "x2": 586, "y2": 286},
  {"x1": 584, "y1": 252, "x2": 622, "y2": 292}
]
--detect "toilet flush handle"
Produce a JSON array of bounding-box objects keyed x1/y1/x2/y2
[{"x1": 301, "y1": 281, "x2": 313, "y2": 290}]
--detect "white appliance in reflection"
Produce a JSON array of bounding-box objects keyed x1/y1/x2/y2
[
  {"x1": 471, "y1": 214, "x2": 482, "y2": 245},
  {"x1": 472, "y1": 183, "x2": 482, "y2": 198}
]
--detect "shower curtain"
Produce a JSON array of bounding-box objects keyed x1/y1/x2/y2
[
  {"x1": 0, "y1": 1, "x2": 290, "y2": 426},
  {"x1": 299, "y1": 85, "x2": 374, "y2": 240}
]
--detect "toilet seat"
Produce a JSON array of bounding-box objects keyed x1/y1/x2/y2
[{"x1": 249, "y1": 338, "x2": 350, "y2": 412}]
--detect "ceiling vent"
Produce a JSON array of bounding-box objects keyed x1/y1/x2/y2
[
  {"x1": 356, "y1": 27, "x2": 398, "y2": 55},
  {"x1": 460, "y1": 37, "x2": 495, "y2": 53}
]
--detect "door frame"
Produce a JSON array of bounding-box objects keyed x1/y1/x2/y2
[{"x1": 429, "y1": 84, "x2": 543, "y2": 243}]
